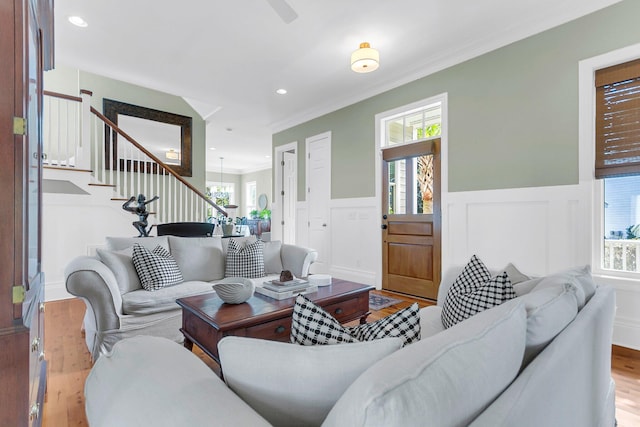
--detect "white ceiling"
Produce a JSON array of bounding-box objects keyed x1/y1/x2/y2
[{"x1": 54, "y1": 0, "x2": 621, "y2": 174}]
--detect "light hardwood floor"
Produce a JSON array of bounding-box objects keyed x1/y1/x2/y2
[{"x1": 42, "y1": 293, "x2": 639, "y2": 426}]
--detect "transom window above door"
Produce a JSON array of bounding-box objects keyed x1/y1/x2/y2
[{"x1": 383, "y1": 101, "x2": 442, "y2": 147}]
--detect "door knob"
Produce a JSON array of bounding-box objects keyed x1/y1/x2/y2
[
  {"x1": 381, "y1": 224, "x2": 388, "y2": 229},
  {"x1": 322, "y1": 223, "x2": 327, "y2": 227},
  {"x1": 382, "y1": 214, "x2": 388, "y2": 219}
]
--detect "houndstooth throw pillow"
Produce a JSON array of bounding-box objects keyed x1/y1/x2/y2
[
  {"x1": 132, "y1": 244, "x2": 183, "y2": 291},
  {"x1": 348, "y1": 303, "x2": 421, "y2": 346},
  {"x1": 291, "y1": 295, "x2": 421, "y2": 347},
  {"x1": 441, "y1": 255, "x2": 516, "y2": 328},
  {"x1": 225, "y1": 238, "x2": 266, "y2": 279},
  {"x1": 291, "y1": 295, "x2": 358, "y2": 345}
]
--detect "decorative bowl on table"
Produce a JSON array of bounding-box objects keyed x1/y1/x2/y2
[{"x1": 212, "y1": 277, "x2": 255, "y2": 304}]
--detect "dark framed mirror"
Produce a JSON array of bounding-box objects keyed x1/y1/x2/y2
[{"x1": 103, "y1": 98, "x2": 193, "y2": 177}]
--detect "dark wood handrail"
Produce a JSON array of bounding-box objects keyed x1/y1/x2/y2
[
  {"x1": 43, "y1": 90, "x2": 82, "y2": 102},
  {"x1": 90, "y1": 106, "x2": 227, "y2": 217}
]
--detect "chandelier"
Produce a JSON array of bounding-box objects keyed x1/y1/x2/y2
[{"x1": 213, "y1": 157, "x2": 229, "y2": 200}]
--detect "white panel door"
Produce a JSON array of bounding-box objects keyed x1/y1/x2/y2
[
  {"x1": 307, "y1": 133, "x2": 331, "y2": 274},
  {"x1": 282, "y1": 151, "x2": 296, "y2": 244}
]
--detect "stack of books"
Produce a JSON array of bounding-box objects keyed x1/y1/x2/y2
[{"x1": 255, "y1": 278, "x2": 318, "y2": 300}]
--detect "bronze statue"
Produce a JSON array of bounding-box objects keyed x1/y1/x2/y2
[{"x1": 122, "y1": 194, "x2": 159, "y2": 237}]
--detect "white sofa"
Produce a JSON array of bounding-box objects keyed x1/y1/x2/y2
[
  {"x1": 84, "y1": 265, "x2": 616, "y2": 427},
  {"x1": 65, "y1": 235, "x2": 317, "y2": 360}
]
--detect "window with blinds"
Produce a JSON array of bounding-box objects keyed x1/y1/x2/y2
[{"x1": 595, "y1": 58, "x2": 640, "y2": 178}]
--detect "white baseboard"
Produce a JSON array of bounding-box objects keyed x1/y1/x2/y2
[
  {"x1": 612, "y1": 315, "x2": 640, "y2": 351},
  {"x1": 46, "y1": 280, "x2": 74, "y2": 301},
  {"x1": 330, "y1": 265, "x2": 377, "y2": 288}
]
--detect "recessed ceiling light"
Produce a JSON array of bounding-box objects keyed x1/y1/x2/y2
[
  {"x1": 209, "y1": 147, "x2": 216, "y2": 150},
  {"x1": 68, "y1": 16, "x2": 88, "y2": 27},
  {"x1": 265, "y1": 155, "x2": 271, "y2": 158},
  {"x1": 276, "y1": 88, "x2": 287, "y2": 95}
]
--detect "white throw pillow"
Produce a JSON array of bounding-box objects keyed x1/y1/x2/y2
[
  {"x1": 323, "y1": 300, "x2": 527, "y2": 427},
  {"x1": 218, "y1": 336, "x2": 403, "y2": 427},
  {"x1": 518, "y1": 282, "x2": 579, "y2": 366},
  {"x1": 531, "y1": 265, "x2": 596, "y2": 309},
  {"x1": 96, "y1": 247, "x2": 141, "y2": 294},
  {"x1": 503, "y1": 262, "x2": 530, "y2": 285},
  {"x1": 263, "y1": 240, "x2": 284, "y2": 274}
]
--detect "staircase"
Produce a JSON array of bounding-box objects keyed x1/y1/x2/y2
[{"x1": 43, "y1": 90, "x2": 225, "y2": 224}]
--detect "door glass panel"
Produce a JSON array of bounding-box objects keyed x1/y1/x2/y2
[
  {"x1": 386, "y1": 154, "x2": 434, "y2": 215},
  {"x1": 417, "y1": 154, "x2": 434, "y2": 214},
  {"x1": 387, "y1": 159, "x2": 406, "y2": 214},
  {"x1": 27, "y1": 10, "x2": 41, "y2": 286}
]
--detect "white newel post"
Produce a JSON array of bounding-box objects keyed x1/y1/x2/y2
[{"x1": 78, "y1": 89, "x2": 93, "y2": 170}]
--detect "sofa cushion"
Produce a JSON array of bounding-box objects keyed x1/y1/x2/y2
[
  {"x1": 513, "y1": 277, "x2": 544, "y2": 296},
  {"x1": 96, "y1": 248, "x2": 142, "y2": 294},
  {"x1": 290, "y1": 295, "x2": 358, "y2": 345},
  {"x1": 347, "y1": 303, "x2": 421, "y2": 346},
  {"x1": 132, "y1": 244, "x2": 183, "y2": 291},
  {"x1": 441, "y1": 255, "x2": 516, "y2": 328},
  {"x1": 121, "y1": 280, "x2": 215, "y2": 315},
  {"x1": 323, "y1": 299, "x2": 527, "y2": 427},
  {"x1": 518, "y1": 282, "x2": 579, "y2": 366},
  {"x1": 106, "y1": 236, "x2": 169, "y2": 252},
  {"x1": 418, "y1": 305, "x2": 446, "y2": 338},
  {"x1": 85, "y1": 336, "x2": 271, "y2": 427},
  {"x1": 219, "y1": 336, "x2": 403, "y2": 427},
  {"x1": 168, "y1": 236, "x2": 225, "y2": 282},
  {"x1": 531, "y1": 265, "x2": 596, "y2": 309},
  {"x1": 225, "y1": 238, "x2": 266, "y2": 279},
  {"x1": 263, "y1": 240, "x2": 284, "y2": 274}
]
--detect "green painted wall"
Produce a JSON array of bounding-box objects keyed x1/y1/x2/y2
[
  {"x1": 241, "y1": 168, "x2": 272, "y2": 217},
  {"x1": 44, "y1": 65, "x2": 207, "y2": 191},
  {"x1": 205, "y1": 169, "x2": 272, "y2": 217},
  {"x1": 273, "y1": 0, "x2": 640, "y2": 199}
]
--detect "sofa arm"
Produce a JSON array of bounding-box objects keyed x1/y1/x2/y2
[
  {"x1": 65, "y1": 256, "x2": 124, "y2": 334},
  {"x1": 280, "y1": 244, "x2": 318, "y2": 278}
]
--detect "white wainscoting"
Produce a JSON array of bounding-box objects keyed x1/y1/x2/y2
[
  {"x1": 443, "y1": 183, "x2": 591, "y2": 276},
  {"x1": 42, "y1": 168, "x2": 136, "y2": 301},
  {"x1": 312, "y1": 184, "x2": 639, "y2": 350}
]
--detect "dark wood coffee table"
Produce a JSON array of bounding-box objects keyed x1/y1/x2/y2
[{"x1": 176, "y1": 278, "x2": 373, "y2": 364}]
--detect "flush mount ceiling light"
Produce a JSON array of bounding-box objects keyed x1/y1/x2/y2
[
  {"x1": 276, "y1": 88, "x2": 287, "y2": 95},
  {"x1": 68, "y1": 15, "x2": 88, "y2": 27},
  {"x1": 351, "y1": 42, "x2": 379, "y2": 73}
]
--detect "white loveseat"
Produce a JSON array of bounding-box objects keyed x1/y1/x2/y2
[
  {"x1": 65, "y1": 235, "x2": 317, "y2": 360},
  {"x1": 84, "y1": 265, "x2": 616, "y2": 427}
]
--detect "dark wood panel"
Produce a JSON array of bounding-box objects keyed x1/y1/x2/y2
[
  {"x1": 388, "y1": 242, "x2": 432, "y2": 280},
  {"x1": 388, "y1": 221, "x2": 433, "y2": 236}
]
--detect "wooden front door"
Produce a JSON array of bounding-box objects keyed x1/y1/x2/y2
[{"x1": 381, "y1": 139, "x2": 441, "y2": 300}]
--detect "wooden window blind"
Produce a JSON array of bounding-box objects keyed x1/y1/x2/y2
[{"x1": 595, "y1": 58, "x2": 640, "y2": 178}]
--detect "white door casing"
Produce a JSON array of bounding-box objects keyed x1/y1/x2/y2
[
  {"x1": 306, "y1": 132, "x2": 331, "y2": 274},
  {"x1": 273, "y1": 141, "x2": 297, "y2": 244},
  {"x1": 282, "y1": 150, "x2": 296, "y2": 244}
]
